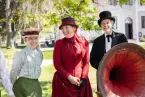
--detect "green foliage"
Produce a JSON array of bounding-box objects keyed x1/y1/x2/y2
[
  {"x1": 41, "y1": 13, "x2": 60, "y2": 29},
  {"x1": 10, "y1": 0, "x2": 49, "y2": 31},
  {"x1": 119, "y1": 0, "x2": 145, "y2": 5},
  {"x1": 0, "y1": 26, "x2": 6, "y2": 36},
  {"x1": 80, "y1": 16, "x2": 97, "y2": 30},
  {"x1": 0, "y1": 18, "x2": 5, "y2": 22},
  {"x1": 18, "y1": 0, "x2": 25, "y2": 3},
  {"x1": 140, "y1": 0, "x2": 145, "y2": 5},
  {"x1": 52, "y1": 0, "x2": 99, "y2": 30},
  {"x1": 119, "y1": 0, "x2": 131, "y2": 5}
]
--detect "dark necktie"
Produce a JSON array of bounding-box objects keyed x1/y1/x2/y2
[{"x1": 106, "y1": 35, "x2": 112, "y2": 42}]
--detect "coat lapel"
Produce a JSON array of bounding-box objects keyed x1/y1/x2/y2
[
  {"x1": 111, "y1": 31, "x2": 117, "y2": 47},
  {"x1": 102, "y1": 34, "x2": 106, "y2": 53}
]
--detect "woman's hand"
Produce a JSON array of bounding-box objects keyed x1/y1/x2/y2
[{"x1": 68, "y1": 75, "x2": 80, "y2": 85}]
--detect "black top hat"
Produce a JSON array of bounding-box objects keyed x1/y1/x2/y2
[
  {"x1": 59, "y1": 16, "x2": 78, "y2": 29},
  {"x1": 98, "y1": 11, "x2": 115, "y2": 27}
]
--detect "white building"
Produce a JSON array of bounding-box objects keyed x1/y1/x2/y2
[{"x1": 100, "y1": 0, "x2": 145, "y2": 42}]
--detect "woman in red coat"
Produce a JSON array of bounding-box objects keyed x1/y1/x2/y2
[{"x1": 52, "y1": 16, "x2": 93, "y2": 97}]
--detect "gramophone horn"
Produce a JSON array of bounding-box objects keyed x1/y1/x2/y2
[{"x1": 98, "y1": 43, "x2": 145, "y2": 97}]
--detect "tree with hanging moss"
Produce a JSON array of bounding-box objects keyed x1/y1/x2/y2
[{"x1": 3, "y1": 0, "x2": 52, "y2": 48}]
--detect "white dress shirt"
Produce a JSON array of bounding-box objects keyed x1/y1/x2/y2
[
  {"x1": 105, "y1": 33, "x2": 112, "y2": 52},
  {"x1": 0, "y1": 50, "x2": 14, "y2": 96}
]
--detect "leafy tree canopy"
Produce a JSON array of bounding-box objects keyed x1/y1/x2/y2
[{"x1": 51, "y1": 0, "x2": 99, "y2": 30}]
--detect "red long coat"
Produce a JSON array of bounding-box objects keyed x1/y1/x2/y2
[{"x1": 52, "y1": 35, "x2": 93, "y2": 97}]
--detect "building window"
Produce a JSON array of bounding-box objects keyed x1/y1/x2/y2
[
  {"x1": 109, "y1": 0, "x2": 117, "y2": 5},
  {"x1": 141, "y1": 16, "x2": 145, "y2": 28},
  {"x1": 113, "y1": 16, "x2": 117, "y2": 29}
]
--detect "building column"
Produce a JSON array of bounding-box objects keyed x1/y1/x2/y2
[{"x1": 135, "y1": 0, "x2": 139, "y2": 42}]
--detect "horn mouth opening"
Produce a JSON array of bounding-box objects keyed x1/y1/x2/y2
[
  {"x1": 109, "y1": 66, "x2": 123, "y2": 82},
  {"x1": 98, "y1": 43, "x2": 145, "y2": 97}
]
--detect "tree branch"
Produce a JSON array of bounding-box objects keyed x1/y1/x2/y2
[
  {"x1": 76, "y1": 0, "x2": 85, "y2": 10},
  {"x1": 92, "y1": 0, "x2": 108, "y2": 7}
]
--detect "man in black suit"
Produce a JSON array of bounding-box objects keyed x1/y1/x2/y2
[
  {"x1": 90, "y1": 11, "x2": 128, "y2": 69},
  {"x1": 90, "y1": 11, "x2": 128, "y2": 95}
]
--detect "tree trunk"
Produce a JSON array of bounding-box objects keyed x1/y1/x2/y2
[
  {"x1": 6, "y1": 0, "x2": 13, "y2": 49},
  {"x1": 6, "y1": 23, "x2": 13, "y2": 48}
]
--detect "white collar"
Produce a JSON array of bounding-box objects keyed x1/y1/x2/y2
[{"x1": 104, "y1": 32, "x2": 113, "y2": 37}]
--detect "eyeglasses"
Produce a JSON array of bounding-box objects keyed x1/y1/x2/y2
[{"x1": 25, "y1": 37, "x2": 39, "y2": 41}]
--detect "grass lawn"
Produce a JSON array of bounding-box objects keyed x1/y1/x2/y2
[
  {"x1": 1, "y1": 47, "x2": 17, "y2": 59},
  {"x1": 1, "y1": 43, "x2": 145, "y2": 60},
  {"x1": 39, "y1": 65, "x2": 56, "y2": 97},
  {"x1": 42, "y1": 50, "x2": 53, "y2": 59},
  {"x1": 1, "y1": 47, "x2": 53, "y2": 60},
  {"x1": 141, "y1": 44, "x2": 145, "y2": 48}
]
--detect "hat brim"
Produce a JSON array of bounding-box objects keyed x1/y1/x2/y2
[
  {"x1": 59, "y1": 24, "x2": 78, "y2": 30},
  {"x1": 98, "y1": 17, "x2": 115, "y2": 27},
  {"x1": 22, "y1": 35, "x2": 39, "y2": 38}
]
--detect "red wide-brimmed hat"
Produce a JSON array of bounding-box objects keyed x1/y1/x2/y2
[
  {"x1": 22, "y1": 28, "x2": 41, "y2": 37},
  {"x1": 59, "y1": 16, "x2": 78, "y2": 29}
]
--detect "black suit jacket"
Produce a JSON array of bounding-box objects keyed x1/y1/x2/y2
[{"x1": 90, "y1": 31, "x2": 128, "y2": 69}]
